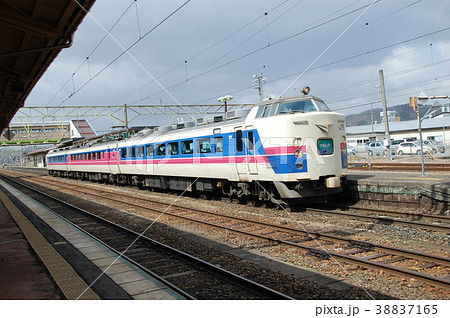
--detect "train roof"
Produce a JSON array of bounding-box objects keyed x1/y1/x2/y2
[
  {"x1": 48, "y1": 92, "x2": 331, "y2": 154},
  {"x1": 253, "y1": 94, "x2": 324, "y2": 107}
]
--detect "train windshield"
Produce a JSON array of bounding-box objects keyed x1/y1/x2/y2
[
  {"x1": 313, "y1": 99, "x2": 331, "y2": 111},
  {"x1": 277, "y1": 99, "x2": 330, "y2": 115},
  {"x1": 255, "y1": 98, "x2": 331, "y2": 119}
]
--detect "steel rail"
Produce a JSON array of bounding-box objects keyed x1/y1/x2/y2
[
  {"x1": 20, "y1": 175, "x2": 450, "y2": 267},
  {"x1": 3, "y1": 171, "x2": 449, "y2": 290},
  {"x1": 326, "y1": 204, "x2": 450, "y2": 224},
  {"x1": 14, "y1": 174, "x2": 450, "y2": 290},
  {"x1": 0, "y1": 175, "x2": 293, "y2": 300},
  {"x1": 305, "y1": 207, "x2": 450, "y2": 233},
  {"x1": 21, "y1": 174, "x2": 450, "y2": 233}
]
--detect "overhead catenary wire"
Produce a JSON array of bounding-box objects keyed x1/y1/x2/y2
[
  {"x1": 32, "y1": 0, "x2": 448, "y2": 128},
  {"x1": 45, "y1": 0, "x2": 137, "y2": 106},
  {"x1": 111, "y1": 0, "x2": 295, "y2": 106},
  {"x1": 110, "y1": 0, "x2": 375, "y2": 107},
  {"x1": 67, "y1": 0, "x2": 192, "y2": 109},
  {"x1": 132, "y1": 0, "x2": 431, "y2": 107},
  {"x1": 46, "y1": 0, "x2": 192, "y2": 119},
  {"x1": 139, "y1": 27, "x2": 450, "y2": 108}
]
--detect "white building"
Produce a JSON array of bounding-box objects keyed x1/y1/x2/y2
[{"x1": 346, "y1": 114, "x2": 449, "y2": 149}]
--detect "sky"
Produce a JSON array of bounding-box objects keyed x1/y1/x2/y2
[{"x1": 23, "y1": 0, "x2": 450, "y2": 132}]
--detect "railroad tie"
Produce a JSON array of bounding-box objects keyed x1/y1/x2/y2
[
  {"x1": 361, "y1": 253, "x2": 388, "y2": 260},
  {"x1": 381, "y1": 256, "x2": 409, "y2": 264}
]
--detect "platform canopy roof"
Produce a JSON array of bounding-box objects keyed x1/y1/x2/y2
[{"x1": 0, "y1": 0, "x2": 96, "y2": 134}]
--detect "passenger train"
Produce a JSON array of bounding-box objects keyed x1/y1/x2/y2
[{"x1": 47, "y1": 88, "x2": 348, "y2": 204}]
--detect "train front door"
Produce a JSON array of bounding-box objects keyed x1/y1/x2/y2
[
  {"x1": 234, "y1": 128, "x2": 247, "y2": 179},
  {"x1": 245, "y1": 126, "x2": 258, "y2": 175},
  {"x1": 234, "y1": 127, "x2": 258, "y2": 179}
]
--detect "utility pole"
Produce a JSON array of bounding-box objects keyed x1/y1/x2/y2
[
  {"x1": 253, "y1": 73, "x2": 266, "y2": 102},
  {"x1": 370, "y1": 103, "x2": 374, "y2": 133},
  {"x1": 412, "y1": 93, "x2": 450, "y2": 176},
  {"x1": 417, "y1": 94, "x2": 425, "y2": 176},
  {"x1": 123, "y1": 104, "x2": 128, "y2": 128},
  {"x1": 379, "y1": 70, "x2": 392, "y2": 160}
]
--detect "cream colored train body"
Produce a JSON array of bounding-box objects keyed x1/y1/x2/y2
[{"x1": 47, "y1": 93, "x2": 348, "y2": 203}]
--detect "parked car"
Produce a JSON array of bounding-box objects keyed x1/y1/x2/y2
[
  {"x1": 390, "y1": 139, "x2": 406, "y2": 155},
  {"x1": 365, "y1": 141, "x2": 387, "y2": 156},
  {"x1": 347, "y1": 144, "x2": 357, "y2": 155},
  {"x1": 423, "y1": 140, "x2": 445, "y2": 154},
  {"x1": 396, "y1": 142, "x2": 433, "y2": 155}
]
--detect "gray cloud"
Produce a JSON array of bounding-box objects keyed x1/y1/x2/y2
[{"x1": 26, "y1": 0, "x2": 450, "y2": 130}]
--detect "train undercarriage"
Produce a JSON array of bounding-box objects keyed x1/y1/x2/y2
[{"x1": 48, "y1": 170, "x2": 344, "y2": 205}]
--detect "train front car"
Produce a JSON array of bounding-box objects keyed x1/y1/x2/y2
[{"x1": 250, "y1": 89, "x2": 347, "y2": 202}]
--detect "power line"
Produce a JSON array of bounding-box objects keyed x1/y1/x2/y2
[
  {"x1": 111, "y1": 0, "x2": 294, "y2": 105},
  {"x1": 45, "y1": 0, "x2": 137, "y2": 106},
  {"x1": 133, "y1": 0, "x2": 433, "y2": 105},
  {"x1": 56, "y1": 0, "x2": 191, "y2": 108}
]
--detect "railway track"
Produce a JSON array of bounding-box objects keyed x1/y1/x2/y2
[
  {"x1": 0, "y1": 174, "x2": 292, "y2": 300},
  {"x1": 305, "y1": 205, "x2": 450, "y2": 233},
  {"x1": 348, "y1": 162, "x2": 450, "y2": 172},
  {"x1": 5, "y1": 171, "x2": 449, "y2": 291},
  {"x1": 6, "y1": 168, "x2": 448, "y2": 232}
]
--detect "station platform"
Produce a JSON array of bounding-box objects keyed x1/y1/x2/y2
[
  {"x1": 0, "y1": 179, "x2": 185, "y2": 300},
  {"x1": 347, "y1": 169, "x2": 450, "y2": 190},
  {"x1": 344, "y1": 170, "x2": 450, "y2": 212}
]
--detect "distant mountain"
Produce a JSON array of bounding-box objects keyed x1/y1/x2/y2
[{"x1": 345, "y1": 103, "x2": 433, "y2": 127}]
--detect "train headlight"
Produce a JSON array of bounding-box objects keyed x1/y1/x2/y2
[
  {"x1": 294, "y1": 149, "x2": 303, "y2": 158},
  {"x1": 296, "y1": 163, "x2": 303, "y2": 170},
  {"x1": 301, "y1": 86, "x2": 310, "y2": 95}
]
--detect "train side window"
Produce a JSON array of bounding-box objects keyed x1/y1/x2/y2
[
  {"x1": 247, "y1": 131, "x2": 254, "y2": 151},
  {"x1": 128, "y1": 147, "x2": 136, "y2": 158},
  {"x1": 215, "y1": 137, "x2": 223, "y2": 153},
  {"x1": 269, "y1": 103, "x2": 278, "y2": 116},
  {"x1": 197, "y1": 138, "x2": 211, "y2": 153},
  {"x1": 156, "y1": 144, "x2": 166, "y2": 156},
  {"x1": 236, "y1": 130, "x2": 243, "y2": 152},
  {"x1": 121, "y1": 149, "x2": 127, "y2": 159},
  {"x1": 146, "y1": 144, "x2": 154, "y2": 156},
  {"x1": 255, "y1": 106, "x2": 264, "y2": 118},
  {"x1": 262, "y1": 105, "x2": 271, "y2": 118},
  {"x1": 88, "y1": 153, "x2": 91, "y2": 160},
  {"x1": 181, "y1": 140, "x2": 193, "y2": 154},
  {"x1": 168, "y1": 142, "x2": 179, "y2": 155},
  {"x1": 137, "y1": 146, "x2": 144, "y2": 157}
]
